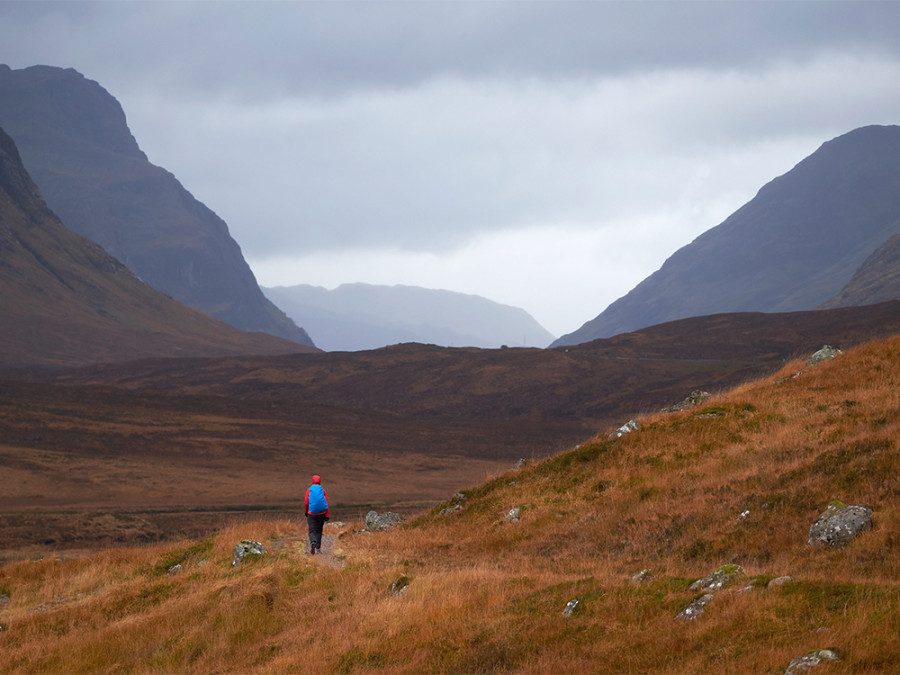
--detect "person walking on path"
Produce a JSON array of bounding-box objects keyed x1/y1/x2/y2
[{"x1": 304, "y1": 475, "x2": 330, "y2": 555}]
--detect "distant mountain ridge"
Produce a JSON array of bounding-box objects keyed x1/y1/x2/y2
[
  {"x1": 263, "y1": 283, "x2": 555, "y2": 351},
  {"x1": 554, "y1": 125, "x2": 900, "y2": 346},
  {"x1": 0, "y1": 125, "x2": 311, "y2": 368},
  {"x1": 0, "y1": 64, "x2": 314, "y2": 346},
  {"x1": 819, "y1": 232, "x2": 900, "y2": 309}
]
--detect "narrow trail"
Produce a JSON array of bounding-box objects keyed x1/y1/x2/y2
[{"x1": 270, "y1": 531, "x2": 345, "y2": 570}]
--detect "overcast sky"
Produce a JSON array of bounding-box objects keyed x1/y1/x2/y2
[{"x1": 2, "y1": 1, "x2": 900, "y2": 336}]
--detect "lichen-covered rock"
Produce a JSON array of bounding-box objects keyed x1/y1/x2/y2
[
  {"x1": 676, "y1": 594, "x2": 713, "y2": 621},
  {"x1": 806, "y1": 345, "x2": 842, "y2": 367},
  {"x1": 364, "y1": 510, "x2": 405, "y2": 531},
  {"x1": 768, "y1": 576, "x2": 793, "y2": 587},
  {"x1": 232, "y1": 539, "x2": 268, "y2": 566},
  {"x1": 784, "y1": 649, "x2": 840, "y2": 675},
  {"x1": 562, "y1": 598, "x2": 580, "y2": 618},
  {"x1": 689, "y1": 564, "x2": 744, "y2": 593},
  {"x1": 504, "y1": 507, "x2": 521, "y2": 523},
  {"x1": 609, "y1": 419, "x2": 641, "y2": 439},
  {"x1": 808, "y1": 502, "x2": 873, "y2": 547}
]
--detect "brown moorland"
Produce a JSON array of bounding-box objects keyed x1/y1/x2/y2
[
  {"x1": 4, "y1": 301, "x2": 900, "y2": 559},
  {"x1": 1, "y1": 332, "x2": 898, "y2": 673}
]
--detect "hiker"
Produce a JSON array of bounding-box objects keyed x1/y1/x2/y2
[{"x1": 304, "y1": 474, "x2": 330, "y2": 555}]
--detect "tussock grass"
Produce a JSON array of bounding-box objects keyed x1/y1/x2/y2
[{"x1": 3, "y1": 337, "x2": 900, "y2": 672}]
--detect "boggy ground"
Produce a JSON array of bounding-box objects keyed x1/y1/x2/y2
[{"x1": 1, "y1": 335, "x2": 899, "y2": 673}]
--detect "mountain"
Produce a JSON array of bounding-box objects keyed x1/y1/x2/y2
[
  {"x1": 554, "y1": 125, "x2": 900, "y2": 346},
  {"x1": 0, "y1": 125, "x2": 313, "y2": 368},
  {"x1": 0, "y1": 64, "x2": 314, "y2": 346},
  {"x1": 262, "y1": 282, "x2": 555, "y2": 351},
  {"x1": 819, "y1": 232, "x2": 900, "y2": 309}
]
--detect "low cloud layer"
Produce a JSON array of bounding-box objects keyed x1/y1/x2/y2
[{"x1": 2, "y1": 2, "x2": 899, "y2": 335}]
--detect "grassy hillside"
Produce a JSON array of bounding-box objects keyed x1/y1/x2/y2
[{"x1": 2, "y1": 335, "x2": 899, "y2": 673}]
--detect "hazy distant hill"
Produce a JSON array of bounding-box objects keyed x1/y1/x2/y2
[
  {"x1": 819, "y1": 232, "x2": 900, "y2": 309},
  {"x1": 0, "y1": 126, "x2": 312, "y2": 368},
  {"x1": 0, "y1": 64, "x2": 314, "y2": 346},
  {"x1": 263, "y1": 283, "x2": 555, "y2": 351},
  {"x1": 554, "y1": 125, "x2": 900, "y2": 346}
]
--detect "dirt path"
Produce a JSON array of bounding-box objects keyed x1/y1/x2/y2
[{"x1": 270, "y1": 532, "x2": 345, "y2": 570}]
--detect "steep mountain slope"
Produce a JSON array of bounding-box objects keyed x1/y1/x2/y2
[
  {"x1": 2, "y1": 333, "x2": 899, "y2": 673},
  {"x1": 0, "y1": 64, "x2": 313, "y2": 346},
  {"x1": 263, "y1": 282, "x2": 555, "y2": 350},
  {"x1": 0, "y1": 126, "x2": 313, "y2": 368},
  {"x1": 819, "y1": 232, "x2": 900, "y2": 309},
  {"x1": 555, "y1": 125, "x2": 900, "y2": 346}
]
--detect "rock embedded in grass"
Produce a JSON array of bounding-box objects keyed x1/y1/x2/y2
[
  {"x1": 784, "y1": 648, "x2": 840, "y2": 675},
  {"x1": 231, "y1": 539, "x2": 268, "y2": 566},
  {"x1": 806, "y1": 345, "x2": 842, "y2": 367},
  {"x1": 364, "y1": 510, "x2": 405, "y2": 531},
  {"x1": 676, "y1": 594, "x2": 714, "y2": 621},
  {"x1": 609, "y1": 419, "x2": 641, "y2": 440},
  {"x1": 807, "y1": 502, "x2": 873, "y2": 547},
  {"x1": 689, "y1": 564, "x2": 745, "y2": 593}
]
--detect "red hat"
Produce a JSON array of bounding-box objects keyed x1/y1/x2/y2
[{"x1": 311, "y1": 475, "x2": 321, "y2": 484}]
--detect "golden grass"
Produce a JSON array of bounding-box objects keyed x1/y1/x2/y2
[{"x1": 2, "y1": 337, "x2": 900, "y2": 673}]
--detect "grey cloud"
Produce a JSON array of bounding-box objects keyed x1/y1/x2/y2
[{"x1": 3, "y1": 1, "x2": 899, "y2": 101}]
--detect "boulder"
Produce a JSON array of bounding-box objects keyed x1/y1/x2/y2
[
  {"x1": 784, "y1": 649, "x2": 840, "y2": 675},
  {"x1": 562, "y1": 598, "x2": 580, "y2": 618},
  {"x1": 808, "y1": 502, "x2": 873, "y2": 547},
  {"x1": 676, "y1": 594, "x2": 714, "y2": 621},
  {"x1": 689, "y1": 564, "x2": 745, "y2": 593},
  {"x1": 806, "y1": 345, "x2": 842, "y2": 367},
  {"x1": 232, "y1": 539, "x2": 268, "y2": 566},
  {"x1": 364, "y1": 510, "x2": 406, "y2": 531},
  {"x1": 768, "y1": 576, "x2": 793, "y2": 588},
  {"x1": 503, "y1": 507, "x2": 521, "y2": 523},
  {"x1": 609, "y1": 419, "x2": 641, "y2": 440}
]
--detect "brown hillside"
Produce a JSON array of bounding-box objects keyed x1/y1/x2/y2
[
  {"x1": 3, "y1": 301, "x2": 900, "y2": 557},
  {"x1": 1, "y1": 333, "x2": 898, "y2": 673},
  {"x1": 0, "y1": 126, "x2": 313, "y2": 368}
]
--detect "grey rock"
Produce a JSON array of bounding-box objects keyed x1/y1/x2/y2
[
  {"x1": 167, "y1": 563, "x2": 183, "y2": 575},
  {"x1": 609, "y1": 419, "x2": 641, "y2": 440},
  {"x1": 768, "y1": 576, "x2": 793, "y2": 587},
  {"x1": 808, "y1": 502, "x2": 873, "y2": 547},
  {"x1": 661, "y1": 390, "x2": 711, "y2": 413},
  {"x1": 232, "y1": 539, "x2": 268, "y2": 566},
  {"x1": 806, "y1": 345, "x2": 842, "y2": 367},
  {"x1": 0, "y1": 594, "x2": 9, "y2": 605},
  {"x1": 504, "y1": 507, "x2": 521, "y2": 523},
  {"x1": 689, "y1": 564, "x2": 745, "y2": 593},
  {"x1": 629, "y1": 569, "x2": 654, "y2": 584},
  {"x1": 513, "y1": 458, "x2": 528, "y2": 469},
  {"x1": 439, "y1": 504, "x2": 462, "y2": 517},
  {"x1": 364, "y1": 510, "x2": 406, "y2": 531},
  {"x1": 676, "y1": 594, "x2": 714, "y2": 621},
  {"x1": 562, "y1": 598, "x2": 580, "y2": 618},
  {"x1": 784, "y1": 649, "x2": 840, "y2": 675}
]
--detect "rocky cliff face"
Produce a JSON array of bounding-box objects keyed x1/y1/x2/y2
[
  {"x1": 0, "y1": 64, "x2": 313, "y2": 346},
  {"x1": 0, "y1": 125, "x2": 311, "y2": 367},
  {"x1": 554, "y1": 125, "x2": 900, "y2": 346}
]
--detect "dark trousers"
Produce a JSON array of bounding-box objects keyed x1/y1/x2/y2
[{"x1": 307, "y1": 513, "x2": 327, "y2": 552}]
